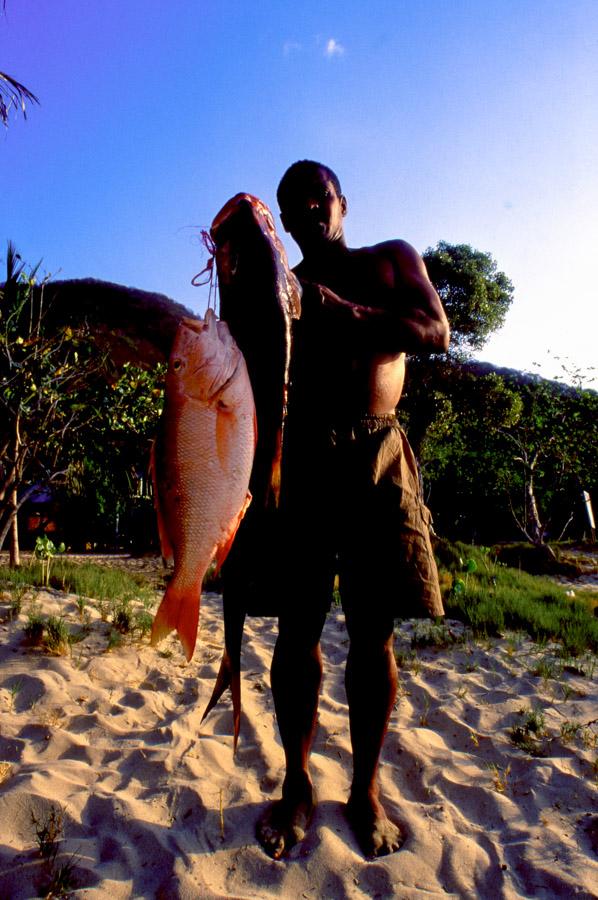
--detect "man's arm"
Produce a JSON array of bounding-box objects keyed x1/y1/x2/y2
[{"x1": 314, "y1": 241, "x2": 450, "y2": 355}]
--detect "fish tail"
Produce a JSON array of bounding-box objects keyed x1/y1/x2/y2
[
  {"x1": 202, "y1": 596, "x2": 246, "y2": 752},
  {"x1": 201, "y1": 649, "x2": 242, "y2": 754},
  {"x1": 201, "y1": 650, "x2": 232, "y2": 723},
  {"x1": 231, "y1": 665, "x2": 241, "y2": 754},
  {"x1": 150, "y1": 579, "x2": 201, "y2": 661}
]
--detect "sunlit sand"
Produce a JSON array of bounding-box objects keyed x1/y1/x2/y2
[{"x1": 1, "y1": 559, "x2": 597, "y2": 898}]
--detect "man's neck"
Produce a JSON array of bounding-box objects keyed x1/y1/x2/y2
[{"x1": 299, "y1": 235, "x2": 348, "y2": 272}]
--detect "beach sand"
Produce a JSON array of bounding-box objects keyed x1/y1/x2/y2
[{"x1": 1, "y1": 561, "x2": 597, "y2": 899}]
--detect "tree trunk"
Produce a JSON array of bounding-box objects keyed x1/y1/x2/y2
[
  {"x1": 525, "y1": 473, "x2": 544, "y2": 546},
  {"x1": 525, "y1": 470, "x2": 557, "y2": 560},
  {"x1": 9, "y1": 487, "x2": 20, "y2": 567}
]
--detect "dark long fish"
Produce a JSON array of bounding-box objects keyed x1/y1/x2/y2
[{"x1": 201, "y1": 193, "x2": 301, "y2": 749}]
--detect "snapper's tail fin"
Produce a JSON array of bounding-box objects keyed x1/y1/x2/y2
[{"x1": 151, "y1": 578, "x2": 201, "y2": 662}]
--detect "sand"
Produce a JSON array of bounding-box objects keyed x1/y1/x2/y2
[{"x1": 1, "y1": 561, "x2": 597, "y2": 899}]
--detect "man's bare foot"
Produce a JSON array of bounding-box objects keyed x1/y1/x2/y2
[
  {"x1": 346, "y1": 792, "x2": 404, "y2": 858},
  {"x1": 256, "y1": 782, "x2": 315, "y2": 860}
]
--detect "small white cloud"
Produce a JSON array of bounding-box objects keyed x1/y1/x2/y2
[
  {"x1": 283, "y1": 40, "x2": 302, "y2": 56},
  {"x1": 324, "y1": 37, "x2": 345, "y2": 57}
]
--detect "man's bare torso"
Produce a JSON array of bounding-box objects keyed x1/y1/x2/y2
[{"x1": 294, "y1": 243, "x2": 407, "y2": 420}]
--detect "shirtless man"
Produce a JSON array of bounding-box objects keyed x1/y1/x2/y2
[{"x1": 256, "y1": 160, "x2": 450, "y2": 859}]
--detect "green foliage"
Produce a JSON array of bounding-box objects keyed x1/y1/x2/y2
[
  {"x1": 404, "y1": 240, "x2": 595, "y2": 548},
  {"x1": 403, "y1": 355, "x2": 598, "y2": 545},
  {"x1": 496, "y1": 376, "x2": 598, "y2": 544},
  {"x1": 410, "y1": 619, "x2": 465, "y2": 649},
  {"x1": 106, "y1": 628, "x2": 124, "y2": 651},
  {"x1": 24, "y1": 610, "x2": 45, "y2": 645},
  {"x1": 111, "y1": 599, "x2": 134, "y2": 633},
  {"x1": 1, "y1": 558, "x2": 152, "y2": 605},
  {"x1": 422, "y1": 241, "x2": 514, "y2": 353},
  {"x1": 21, "y1": 610, "x2": 80, "y2": 655},
  {"x1": 34, "y1": 535, "x2": 65, "y2": 586},
  {"x1": 55, "y1": 359, "x2": 165, "y2": 551},
  {"x1": 1, "y1": 243, "x2": 165, "y2": 556},
  {"x1": 530, "y1": 656, "x2": 562, "y2": 679},
  {"x1": 510, "y1": 707, "x2": 547, "y2": 755},
  {"x1": 560, "y1": 721, "x2": 583, "y2": 744},
  {"x1": 43, "y1": 616, "x2": 72, "y2": 655},
  {"x1": 0, "y1": 245, "x2": 103, "y2": 552},
  {"x1": 134, "y1": 608, "x2": 154, "y2": 637},
  {"x1": 438, "y1": 542, "x2": 598, "y2": 655}
]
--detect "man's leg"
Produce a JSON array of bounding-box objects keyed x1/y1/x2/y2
[
  {"x1": 256, "y1": 606, "x2": 327, "y2": 859},
  {"x1": 344, "y1": 604, "x2": 403, "y2": 857}
]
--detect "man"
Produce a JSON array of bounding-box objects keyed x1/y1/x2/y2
[{"x1": 256, "y1": 161, "x2": 450, "y2": 859}]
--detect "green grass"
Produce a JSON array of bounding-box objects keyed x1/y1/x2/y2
[
  {"x1": 2, "y1": 541, "x2": 597, "y2": 658},
  {"x1": 1, "y1": 559, "x2": 156, "y2": 654},
  {"x1": 0, "y1": 559, "x2": 153, "y2": 606},
  {"x1": 509, "y1": 706, "x2": 547, "y2": 755},
  {"x1": 436, "y1": 541, "x2": 598, "y2": 656},
  {"x1": 43, "y1": 616, "x2": 73, "y2": 655}
]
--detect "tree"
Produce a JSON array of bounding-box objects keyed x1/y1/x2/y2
[
  {"x1": 60, "y1": 361, "x2": 165, "y2": 551},
  {"x1": 1, "y1": 3, "x2": 39, "y2": 126},
  {"x1": 0, "y1": 245, "x2": 104, "y2": 561},
  {"x1": 497, "y1": 376, "x2": 598, "y2": 548},
  {"x1": 405, "y1": 354, "x2": 598, "y2": 547},
  {"x1": 1, "y1": 246, "x2": 186, "y2": 563},
  {"x1": 402, "y1": 360, "x2": 525, "y2": 542},
  {"x1": 422, "y1": 242, "x2": 514, "y2": 355},
  {"x1": 405, "y1": 241, "x2": 515, "y2": 482}
]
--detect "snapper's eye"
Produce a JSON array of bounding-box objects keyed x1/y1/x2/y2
[{"x1": 172, "y1": 359, "x2": 183, "y2": 371}]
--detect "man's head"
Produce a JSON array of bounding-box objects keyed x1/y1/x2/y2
[{"x1": 277, "y1": 160, "x2": 347, "y2": 252}]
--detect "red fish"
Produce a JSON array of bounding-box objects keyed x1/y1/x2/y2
[{"x1": 150, "y1": 309, "x2": 256, "y2": 662}]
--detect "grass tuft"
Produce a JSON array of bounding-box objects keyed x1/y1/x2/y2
[
  {"x1": 510, "y1": 706, "x2": 547, "y2": 755},
  {"x1": 43, "y1": 617, "x2": 72, "y2": 655}
]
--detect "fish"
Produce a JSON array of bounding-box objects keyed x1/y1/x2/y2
[
  {"x1": 200, "y1": 194, "x2": 301, "y2": 747},
  {"x1": 210, "y1": 193, "x2": 301, "y2": 508},
  {"x1": 150, "y1": 308, "x2": 256, "y2": 663}
]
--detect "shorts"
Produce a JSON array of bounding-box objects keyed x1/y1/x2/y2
[{"x1": 224, "y1": 413, "x2": 444, "y2": 620}]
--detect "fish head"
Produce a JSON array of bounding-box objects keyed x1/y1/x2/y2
[
  {"x1": 211, "y1": 193, "x2": 276, "y2": 240},
  {"x1": 167, "y1": 309, "x2": 246, "y2": 405},
  {"x1": 210, "y1": 193, "x2": 302, "y2": 320}
]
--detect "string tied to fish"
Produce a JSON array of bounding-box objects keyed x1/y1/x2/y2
[{"x1": 191, "y1": 230, "x2": 219, "y2": 314}]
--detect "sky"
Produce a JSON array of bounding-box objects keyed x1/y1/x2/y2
[{"x1": 2, "y1": 0, "x2": 597, "y2": 387}]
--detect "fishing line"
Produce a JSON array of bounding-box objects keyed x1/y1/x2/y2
[{"x1": 191, "y1": 230, "x2": 219, "y2": 316}]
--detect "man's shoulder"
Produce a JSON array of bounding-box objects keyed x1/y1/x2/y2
[
  {"x1": 352, "y1": 239, "x2": 417, "y2": 259},
  {"x1": 350, "y1": 241, "x2": 424, "y2": 279}
]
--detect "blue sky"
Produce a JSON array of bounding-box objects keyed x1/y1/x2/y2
[{"x1": 2, "y1": 0, "x2": 597, "y2": 385}]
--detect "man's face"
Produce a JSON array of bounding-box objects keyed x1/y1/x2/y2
[{"x1": 279, "y1": 167, "x2": 347, "y2": 250}]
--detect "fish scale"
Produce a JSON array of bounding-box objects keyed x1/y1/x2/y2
[{"x1": 150, "y1": 310, "x2": 255, "y2": 663}]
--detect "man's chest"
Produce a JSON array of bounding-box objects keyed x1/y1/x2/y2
[{"x1": 300, "y1": 253, "x2": 396, "y2": 306}]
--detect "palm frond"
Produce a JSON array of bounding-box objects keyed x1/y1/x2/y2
[{"x1": 0, "y1": 70, "x2": 39, "y2": 125}]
